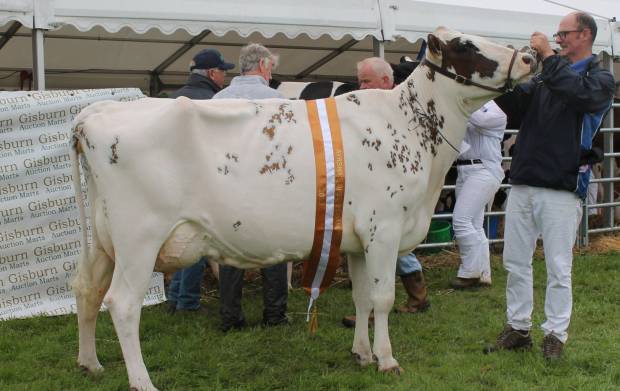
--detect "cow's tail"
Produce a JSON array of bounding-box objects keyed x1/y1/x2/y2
[{"x1": 70, "y1": 125, "x2": 90, "y2": 265}]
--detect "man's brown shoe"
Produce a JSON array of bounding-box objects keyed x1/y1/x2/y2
[
  {"x1": 342, "y1": 311, "x2": 374, "y2": 328},
  {"x1": 450, "y1": 277, "x2": 482, "y2": 289},
  {"x1": 542, "y1": 334, "x2": 564, "y2": 361},
  {"x1": 483, "y1": 324, "x2": 532, "y2": 354}
]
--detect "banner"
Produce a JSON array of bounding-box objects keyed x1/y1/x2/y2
[{"x1": 0, "y1": 89, "x2": 165, "y2": 320}]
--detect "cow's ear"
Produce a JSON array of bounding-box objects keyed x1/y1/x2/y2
[{"x1": 427, "y1": 33, "x2": 443, "y2": 58}]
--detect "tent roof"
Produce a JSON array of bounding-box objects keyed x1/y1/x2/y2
[
  {"x1": 47, "y1": 0, "x2": 384, "y2": 41},
  {"x1": 384, "y1": 0, "x2": 619, "y2": 55},
  {"x1": 0, "y1": 0, "x2": 617, "y2": 94}
]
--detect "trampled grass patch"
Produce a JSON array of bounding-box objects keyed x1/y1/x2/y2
[{"x1": 0, "y1": 252, "x2": 618, "y2": 390}]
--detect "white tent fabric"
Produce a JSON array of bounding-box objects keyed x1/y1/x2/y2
[
  {"x1": 383, "y1": 0, "x2": 619, "y2": 55},
  {"x1": 0, "y1": 0, "x2": 35, "y2": 28},
  {"x1": 0, "y1": 0, "x2": 396, "y2": 92},
  {"x1": 48, "y1": 0, "x2": 383, "y2": 40},
  {"x1": 0, "y1": 0, "x2": 617, "y2": 94}
]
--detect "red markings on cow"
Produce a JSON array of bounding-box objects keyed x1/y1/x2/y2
[
  {"x1": 263, "y1": 126, "x2": 276, "y2": 140},
  {"x1": 259, "y1": 104, "x2": 297, "y2": 184},
  {"x1": 109, "y1": 136, "x2": 119, "y2": 164}
]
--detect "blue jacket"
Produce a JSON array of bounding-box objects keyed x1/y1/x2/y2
[
  {"x1": 169, "y1": 73, "x2": 221, "y2": 100},
  {"x1": 496, "y1": 54, "x2": 614, "y2": 198}
]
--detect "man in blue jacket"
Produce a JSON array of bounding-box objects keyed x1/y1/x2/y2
[
  {"x1": 488, "y1": 12, "x2": 614, "y2": 360},
  {"x1": 170, "y1": 48, "x2": 234, "y2": 100}
]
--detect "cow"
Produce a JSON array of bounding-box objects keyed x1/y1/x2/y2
[{"x1": 70, "y1": 27, "x2": 536, "y2": 391}]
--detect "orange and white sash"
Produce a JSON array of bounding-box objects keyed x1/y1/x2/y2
[{"x1": 302, "y1": 98, "x2": 345, "y2": 323}]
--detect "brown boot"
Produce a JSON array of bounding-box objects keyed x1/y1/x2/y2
[{"x1": 395, "y1": 271, "x2": 430, "y2": 313}]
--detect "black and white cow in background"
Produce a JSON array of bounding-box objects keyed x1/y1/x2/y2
[{"x1": 271, "y1": 57, "x2": 421, "y2": 100}]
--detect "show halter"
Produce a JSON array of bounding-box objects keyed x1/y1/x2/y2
[
  {"x1": 420, "y1": 48, "x2": 519, "y2": 94},
  {"x1": 419, "y1": 48, "x2": 519, "y2": 153}
]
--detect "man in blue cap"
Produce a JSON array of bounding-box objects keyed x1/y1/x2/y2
[
  {"x1": 170, "y1": 48, "x2": 235, "y2": 99},
  {"x1": 166, "y1": 48, "x2": 234, "y2": 314}
]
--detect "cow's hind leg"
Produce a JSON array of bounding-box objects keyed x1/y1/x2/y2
[
  {"x1": 73, "y1": 246, "x2": 114, "y2": 373},
  {"x1": 104, "y1": 247, "x2": 159, "y2": 391},
  {"x1": 365, "y1": 233, "x2": 402, "y2": 374},
  {"x1": 347, "y1": 253, "x2": 374, "y2": 366}
]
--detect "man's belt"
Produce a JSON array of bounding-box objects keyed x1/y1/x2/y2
[{"x1": 455, "y1": 159, "x2": 483, "y2": 166}]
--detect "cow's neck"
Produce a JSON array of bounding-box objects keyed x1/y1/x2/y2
[
  {"x1": 397, "y1": 73, "x2": 457, "y2": 160},
  {"x1": 395, "y1": 69, "x2": 498, "y2": 188},
  {"x1": 411, "y1": 71, "x2": 496, "y2": 149}
]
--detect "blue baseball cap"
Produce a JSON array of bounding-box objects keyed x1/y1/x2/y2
[{"x1": 190, "y1": 49, "x2": 235, "y2": 71}]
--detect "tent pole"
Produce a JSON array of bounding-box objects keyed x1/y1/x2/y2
[
  {"x1": 373, "y1": 37, "x2": 385, "y2": 58},
  {"x1": 32, "y1": 29, "x2": 46, "y2": 90}
]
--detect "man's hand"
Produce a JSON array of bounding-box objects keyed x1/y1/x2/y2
[{"x1": 530, "y1": 32, "x2": 555, "y2": 60}]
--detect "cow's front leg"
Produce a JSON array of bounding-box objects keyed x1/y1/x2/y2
[
  {"x1": 365, "y1": 229, "x2": 402, "y2": 374},
  {"x1": 104, "y1": 247, "x2": 159, "y2": 391},
  {"x1": 347, "y1": 253, "x2": 374, "y2": 366}
]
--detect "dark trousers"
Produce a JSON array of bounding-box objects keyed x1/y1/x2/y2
[{"x1": 219, "y1": 263, "x2": 288, "y2": 326}]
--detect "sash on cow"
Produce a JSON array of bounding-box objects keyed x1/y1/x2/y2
[{"x1": 302, "y1": 98, "x2": 345, "y2": 333}]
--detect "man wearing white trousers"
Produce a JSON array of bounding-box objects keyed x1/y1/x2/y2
[
  {"x1": 451, "y1": 100, "x2": 506, "y2": 289},
  {"x1": 487, "y1": 11, "x2": 614, "y2": 360}
]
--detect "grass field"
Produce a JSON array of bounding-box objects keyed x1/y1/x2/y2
[{"x1": 1, "y1": 250, "x2": 619, "y2": 390}]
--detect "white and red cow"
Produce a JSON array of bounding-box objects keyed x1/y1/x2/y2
[{"x1": 70, "y1": 27, "x2": 535, "y2": 391}]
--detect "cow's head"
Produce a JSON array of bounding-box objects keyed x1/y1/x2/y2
[{"x1": 425, "y1": 27, "x2": 536, "y2": 98}]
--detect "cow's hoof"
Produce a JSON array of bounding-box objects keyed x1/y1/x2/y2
[
  {"x1": 351, "y1": 351, "x2": 375, "y2": 367},
  {"x1": 79, "y1": 365, "x2": 104, "y2": 379},
  {"x1": 379, "y1": 365, "x2": 404, "y2": 375},
  {"x1": 78, "y1": 362, "x2": 104, "y2": 374}
]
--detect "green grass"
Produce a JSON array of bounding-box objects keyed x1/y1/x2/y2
[{"x1": 1, "y1": 252, "x2": 619, "y2": 391}]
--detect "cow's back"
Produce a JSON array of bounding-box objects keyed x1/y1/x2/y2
[{"x1": 76, "y1": 97, "x2": 324, "y2": 265}]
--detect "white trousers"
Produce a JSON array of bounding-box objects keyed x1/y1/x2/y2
[
  {"x1": 503, "y1": 185, "x2": 582, "y2": 343},
  {"x1": 453, "y1": 165, "x2": 500, "y2": 283}
]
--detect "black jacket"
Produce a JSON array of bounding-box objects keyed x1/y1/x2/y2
[
  {"x1": 495, "y1": 54, "x2": 615, "y2": 193},
  {"x1": 169, "y1": 73, "x2": 221, "y2": 99}
]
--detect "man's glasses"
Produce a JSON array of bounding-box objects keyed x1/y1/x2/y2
[{"x1": 552, "y1": 30, "x2": 582, "y2": 39}]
